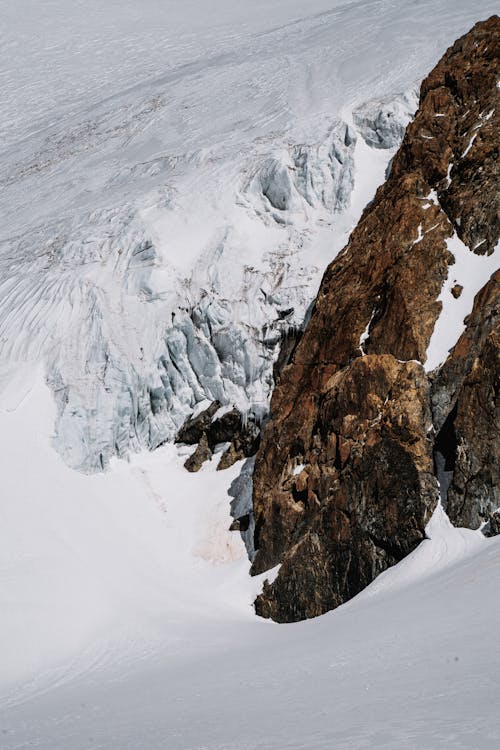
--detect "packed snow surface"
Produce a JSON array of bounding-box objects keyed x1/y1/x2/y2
[
  {"x1": 2, "y1": 1, "x2": 500, "y2": 748},
  {"x1": 1, "y1": 369, "x2": 500, "y2": 749}
]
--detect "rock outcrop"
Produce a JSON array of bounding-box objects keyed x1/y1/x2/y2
[
  {"x1": 184, "y1": 432, "x2": 213, "y2": 473},
  {"x1": 250, "y1": 17, "x2": 500, "y2": 622},
  {"x1": 176, "y1": 402, "x2": 261, "y2": 471},
  {"x1": 432, "y1": 270, "x2": 500, "y2": 529}
]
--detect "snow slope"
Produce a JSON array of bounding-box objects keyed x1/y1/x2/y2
[
  {"x1": 0, "y1": 368, "x2": 252, "y2": 692},
  {"x1": 1, "y1": 369, "x2": 499, "y2": 749},
  {"x1": 2, "y1": 1, "x2": 500, "y2": 747}
]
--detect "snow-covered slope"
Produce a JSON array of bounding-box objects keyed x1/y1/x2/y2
[
  {"x1": 1, "y1": 1, "x2": 500, "y2": 747},
  {"x1": 1, "y1": 370, "x2": 499, "y2": 749},
  {"x1": 2, "y1": 0, "x2": 498, "y2": 471}
]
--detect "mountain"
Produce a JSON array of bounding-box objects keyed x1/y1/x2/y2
[
  {"x1": 251, "y1": 15, "x2": 499, "y2": 622},
  {"x1": 1, "y1": 3, "x2": 499, "y2": 749},
  {"x1": 2, "y1": 0, "x2": 496, "y2": 475}
]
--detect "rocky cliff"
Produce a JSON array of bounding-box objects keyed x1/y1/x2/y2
[{"x1": 250, "y1": 16, "x2": 500, "y2": 622}]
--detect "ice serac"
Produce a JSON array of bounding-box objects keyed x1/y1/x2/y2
[
  {"x1": 251, "y1": 17, "x2": 500, "y2": 622},
  {"x1": 353, "y1": 90, "x2": 419, "y2": 150},
  {"x1": 244, "y1": 122, "x2": 356, "y2": 222}
]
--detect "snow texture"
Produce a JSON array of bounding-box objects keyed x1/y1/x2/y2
[
  {"x1": 2, "y1": 0, "x2": 498, "y2": 471},
  {"x1": 353, "y1": 89, "x2": 419, "y2": 149},
  {"x1": 2, "y1": 1, "x2": 500, "y2": 747},
  {"x1": 1, "y1": 370, "x2": 499, "y2": 749},
  {"x1": 425, "y1": 236, "x2": 498, "y2": 371}
]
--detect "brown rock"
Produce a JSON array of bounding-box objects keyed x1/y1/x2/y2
[
  {"x1": 254, "y1": 356, "x2": 437, "y2": 621},
  {"x1": 177, "y1": 402, "x2": 261, "y2": 471},
  {"x1": 176, "y1": 402, "x2": 221, "y2": 445},
  {"x1": 218, "y1": 442, "x2": 242, "y2": 471},
  {"x1": 451, "y1": 284, "x2": 463, "y2": 299},
  {"x1": 392, "y1": 17, "x2": 500, "y2": 255},
  {"x1": 217, "y1": 419, "x2": 261, "y2": 471},
  {"x1": 432, "y1": 271, "x2": 500, "y2": 528},
  {"x1": 250, "y1": 17, "x2": 500, "y2": 622},
  {"x1": 184, "y1": 432, "x2": 212, "y2": 472}
]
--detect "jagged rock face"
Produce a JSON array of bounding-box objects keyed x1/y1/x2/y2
[
  {"x1": 184, "y1": 433, "x2": 213, "y2": 473},
  {"x1": 251, "y1": 16, "x2": 500, "y2": 622},
  {"x1": 176, "y1": 402, "x2": 261, "y2": 471},
  {"x1": 432, "y1": 271, "x2": 500, "y2": 529},
  {"x1": 176, "y1": 401, "x2": 222, "y2": 445},
  {"x1": 217, "y1": 419, "x2": 261, "y2": 470},
  {"x1": 392, "y1": 17, "x2": 499, "y2": 255},
  {"x1": 485, "y1": 511, "x2": 500, "y2": 538},
  {"x1": 255, "y1": 355, "x2": 436, "y2": 622}
]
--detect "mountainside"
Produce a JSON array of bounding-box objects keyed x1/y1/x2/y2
[
  {"x1": 2, "y1": 4, "x2": 500, "y2": 749},
  {"x1": 251, "y1": 16, "x2": 499, "y2": 622},
  {"x1": 3, "y1": 0, "x2": 496, "y2": 475}
]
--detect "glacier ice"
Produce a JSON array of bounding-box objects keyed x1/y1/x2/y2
[
  {"x1": 0, "y1": 119, "x2": 391, "y2": 473},
  {"x1": 353, "y1": 90, "x2": 419, "y2": 150},
  {"x1": 2, "y1": 0, "x2": 480, "y2": 473},
  {"x1": 243, "y1": 122, "x2": 357, "y2": 222}
]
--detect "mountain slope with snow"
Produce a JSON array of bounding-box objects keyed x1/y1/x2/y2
[
  {"x1": 1, "y1": 2, "x2": 499, "y2": 748},
  {"x1": 1, "y1": 370, "x2": 500, "y2": 750},
  {"x1": 2, "y1": 0, "x2": 499, "y2": 472}
]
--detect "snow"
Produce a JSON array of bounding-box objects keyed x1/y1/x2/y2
[
  {"x1": 2, "y1": 1, "x2": 500, "y2": 747},
  {"x1": 2, "y1": 0, "x2": 499, "y2": 472},
  {"x1": 425, "y1": 236, "x2": 498, "y2": 371},
  {"x1": 0, "y1": 369, "x2": 253, "y2": 691},
  {"x1": 1, "y1": 368, "x2": 500, "y2": 750},
  {"x1": 461, "y1": 132, "x2": 478, "y2": 157},
  {"x1": 412, "y1": 222, "x2": 424, "y2": 245},
  {"x1": 353, "y1": 88, "x2": 419, "y2": 149},
  {"x1": 425, "y1": 188, "x2": 440, "y2": 206},
  {"x1": 211, "y1": 403, "x2": 235, "y2": 423},
  {"x1": 446, "y1": 162, "x2": 454, "y2": 187},
  {"x1": 359, "y1": 305, "x2": 377, "y2": 354}
]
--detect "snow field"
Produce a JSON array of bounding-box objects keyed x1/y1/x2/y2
[{"x1": 2, "y1": 1, "x2": 500, "y2": 747}]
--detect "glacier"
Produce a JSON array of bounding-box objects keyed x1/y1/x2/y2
[
  {"x1": 2, "y1": 0, "x2": 497, "y2": 472},
  {"x1": 1, "y1": 1, "x2": 500, "y2": 748}
]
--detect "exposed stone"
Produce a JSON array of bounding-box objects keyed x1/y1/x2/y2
[
  {"x1": 229, "y1": 514, "x2": 251, "y2": 533},
  {"x1": 432, "y1": 271, "x2": 500, "y2": 528},
  {"x1": 451, "y1": 284, "x2": 463, "y2": 299},
  {"x1": 184, "y1": 432, "x2": 212, "y2": 472},
  {"x1": 254, "y1": 356, "x2": 437, "y2": 622},
  {"x1": 209, "y1": 409, "x2": 242, "y2": 446},
  {"x1": 391, "y1": 17, "x2": 500, "y2": 255},
  {"x1": 484, "y1": 511, "x2": 500, "y2": 538},
  {"x1": 250, "y1": 16, "x2": 500, "y2": 622},
  {"x1": 273, "y1": 327, "x2": 303, "y2": 387},
  {"x1": 176, "y1": 402, "x2": 221, "y2": 445},
  {"x1": 217, "y1": 420, "x2": 261, "y2": 470},
  {"x1": 177, "y1": 402, "x2": 261, "y2": 471}
]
